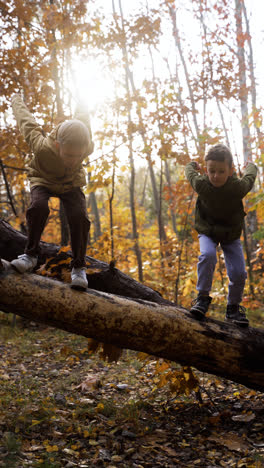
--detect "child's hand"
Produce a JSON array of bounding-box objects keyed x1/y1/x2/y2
[{"x1": 192, "y1": 161, "x2": 202, "y2": 172}]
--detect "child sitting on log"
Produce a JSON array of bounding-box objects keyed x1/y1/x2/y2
[
  {"x1": 10, "y1": 94, "x2": 94, "y2": 290},
  {"x1": 185, "y1": 144, "x2": 257, "y2": 326}
]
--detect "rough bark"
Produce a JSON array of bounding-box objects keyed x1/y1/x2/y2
[
  {"x1": 0, "y1": 219, "x2": 170, "y2": 305},
  {"x1": 0, "y1": 261, "x2": 264, "y2": 393}
]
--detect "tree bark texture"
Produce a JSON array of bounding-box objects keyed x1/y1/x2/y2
[
  {"x1": 0, "y1": 262, "x2": 264, "y2": 393},
  {"x1": 0, "y1": 219, "x2": 170, "y2": 306}
]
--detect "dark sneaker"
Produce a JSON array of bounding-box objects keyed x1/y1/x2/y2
[
  {"x1": 225, "y1": 304, "x2": 249, "y2": 327},
  {"x1": 190, "y1": 295, "x2": 212, "y2": 320}
]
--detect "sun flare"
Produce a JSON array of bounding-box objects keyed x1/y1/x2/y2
[{"x1": 68, "y1": 58, "x2": 115, "y2": 112}]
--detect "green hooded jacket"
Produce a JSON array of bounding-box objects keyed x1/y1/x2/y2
[
  {"x1": 12, "y1": 95, "x2": 94, "y2": 194},
  {"x1": 185, "y1": 161, "x2": 258, "y2": 243}
]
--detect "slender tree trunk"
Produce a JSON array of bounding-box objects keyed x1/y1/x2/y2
[
  {"x1": 113, "y1": 0, "x2": 143, "y2": 281},
  {"x1": 50, "y1": 0, "x2": 63, "y2": 118},
  {"x1": 164, "y1": 160, "x2": 177, "y2": 233},
  {"x1": 198, "y1": 1, "x2": 230, "y2": 147},
  {"x1": 241, "y1": 0, "x2": 262, "y2": 149},
  {"x1": 0, "y1": 160, "x2": 17, "y2": 217},
  {"x1": 234, "y1": 0, "x2": 252, "y2": 164},
  {"x1": 88, "y1": 178, "x2": 102, "y2": 243},
  {"x1": 164, "y1": 57, "x2": 194, "y2": 154},
  {"x1": 127, "y1": 70, "x2": 167, "y2": 243},
  {"x1": 168, "y1": 5, "x2": 200, "y2": 143},
  {"x1": 148, "y1": 45, "x2": 177, "y2": 234},
  {"x1": 140, "y1": 168, "x2": 148, "y2": 207},
  {"x1": 59, "y1": 202, "x2": 69, "y2": 246},
  {"x1": 234, "y1": 0, "x2": 256, "y2": 284},
  {"x1": 240, "y1": 0, "x2": 259, "y2": 251},
  {"x1": 109, "y1": 155, "x2": 116, "y2": 260}
]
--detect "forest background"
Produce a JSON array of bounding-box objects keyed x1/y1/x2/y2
[{"x1": 0, "y1": 0, "x2": 264, "y2": 312}]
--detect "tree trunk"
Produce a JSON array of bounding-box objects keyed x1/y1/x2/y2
[
  {"x1": 198, "y1": 1, "x2": 231, "y2": 147},
  {"x1": 234, "y1": 0, "x2": 252, "y2": 164},
  {"x1": 148, "y1": 45, "x2": 177, "y2": 235},
  {"x1": 127, "y1": 69, "x2": 167, "y2": 244},
  {"x1": 88, "y1": 190, "x2": 102, "y2": 243},
  {"x1": 169, "y1": 5, "x2": 200, "y2": 143},
  {"x1": 59, "y1": 201, "x2": 70, "y2": 246},
  {"x1": 115, "y1": 0, "x2": 143, "y2": 282},
  {"x1": 0, "y1": 219, "x2": 169, "y2": 305},
  {"x1": 0, "y1": 260, "x2": 264, "y2": 393},
  {"x1": 0, "y1": 159, "x2": 17, "y2": 217}
]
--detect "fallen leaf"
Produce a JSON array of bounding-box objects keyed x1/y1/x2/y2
[
  {"x1": 232, "y1": 413, "x2": 255, "y2": 422},
  {"x1": 208, "y1": 432, "x2": 249, "y2": 451},
  {"x1": 76, "y1": 374, "x2": 101, "y2": 392}
]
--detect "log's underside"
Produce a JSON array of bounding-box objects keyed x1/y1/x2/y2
[{"x1": 0, "y1": 262, "x2": 264, "y2": 393}]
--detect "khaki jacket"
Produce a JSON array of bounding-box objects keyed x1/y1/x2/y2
[
  {"x1": 12, "y1": 95, "x2": 94, "y2": 194},
  {"x1": 185, "y1": 161, "x2": 258, "y2": 243}
]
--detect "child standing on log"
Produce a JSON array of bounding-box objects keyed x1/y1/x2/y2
[
  {"x1": 185, "y1": 144, "x2": 257, "y2": 326},
  {"x1": 10, "y1": 94, "x2": 94, "y2": 290}
]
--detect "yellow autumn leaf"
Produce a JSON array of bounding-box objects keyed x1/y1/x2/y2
[
  {"x1": 58, "y1": 245, "x2": 71, "y2": 253},
  {"x1": 156, "y1": 361, "x2": 170, "y2": 373},
  {"x1": 71, "y1": 444, "x2": 79, "y2": 450},
  {"x1": 30, "y1": 419, "x2": 41, "y2": 426},
  {"x1": 96, "y1": 403, "x2": 104, "y2": 412},
  {"x1": 46, "y1": 445, "x2": 59, "y2": 453}
]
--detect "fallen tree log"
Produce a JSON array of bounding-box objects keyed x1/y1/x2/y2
[
  {"x1": 0, "y1": 262, "x2": 264, "y2": 392},
  {"x1": 0, "y1": 219, "x2": 171, "y2": 305}
]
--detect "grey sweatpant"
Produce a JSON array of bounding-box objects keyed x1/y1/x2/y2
[{"x1": 197, "y1": 234, "x2": 247, "y2": 305}]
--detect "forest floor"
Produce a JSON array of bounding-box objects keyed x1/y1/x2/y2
[{"x1": 0, "y1": 309, "x2": 264, "y2": 468}]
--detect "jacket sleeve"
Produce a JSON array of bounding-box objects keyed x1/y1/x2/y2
[
  {"x1": 237, "y1": 162, "x2": 258, "y2": 197},
  {"x1": 11, "y1": 95, "x2": 45, "y2": 155},
  {"x1": 74, "y1": 102, "x2": 94, "y2": 156},
  {"x1": 185, "y1": 162, "x2": 208, "y2": 194}
]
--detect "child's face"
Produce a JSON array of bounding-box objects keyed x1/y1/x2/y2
[
  {"x1": 57, "y1": 143, "x2": 86, "y2": 169},
  {"x1": 206, "y1": 159, "x2": 233, "y2": 187}
]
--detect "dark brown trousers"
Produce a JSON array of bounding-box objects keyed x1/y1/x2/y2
[{"x1": 25, "y1": 186, "x2": 90, "y2": 268}]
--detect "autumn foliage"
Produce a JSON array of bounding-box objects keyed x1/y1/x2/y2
[{"x1": 0, "y1": 0, "x2": 263, "y2": 314}]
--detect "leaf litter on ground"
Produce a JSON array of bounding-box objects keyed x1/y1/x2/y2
[{"x1": 0, "y1": 313, "x2": 264, "y2": 467}]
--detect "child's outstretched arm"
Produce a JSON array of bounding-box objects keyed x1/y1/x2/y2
[
  {"x1": 11, "y1": 95, "x2": 45, "y2": 155},
  {"x1": 237, "y1": 162, "x2": 258, "y2": 197},
  {"x1": 185, "y1": 161, "x2": 207, "y2": 194}
]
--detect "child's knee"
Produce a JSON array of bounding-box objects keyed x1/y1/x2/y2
[
  {"x1": 199, "y1": 250, "x2": 217, "y2": 266},
  {"x1": 28, "y1": 199, "x2": 49, "y2": 217}
]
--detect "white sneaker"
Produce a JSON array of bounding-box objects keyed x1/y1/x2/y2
[
  {"x1": 70, "y1": 267, "x2": 88, "y2": 290},
  {"x1": 11, "y1": 254, "x2": 38, "y2": 273}
]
